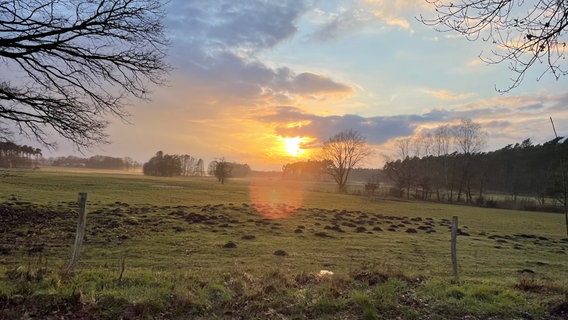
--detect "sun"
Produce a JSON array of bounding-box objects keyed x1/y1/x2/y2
[{"x1": 283, "y1": 136, "x2": 305, "y2": 157}]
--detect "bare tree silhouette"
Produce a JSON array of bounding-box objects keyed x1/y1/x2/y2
[
  {"x1": 421, "y1": 0, "x2": 568, "y2": 91},
  {"x1": 0, "y1": 0, "x2": 169, "y2": 148},
  {"x1": 320, "y1": 130, "x2": 372, "y2": 193}
]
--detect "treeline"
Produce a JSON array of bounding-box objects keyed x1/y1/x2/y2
[
  {"x1": 206, "y1": 158, "x2": 251, "y2": 183},
  {"x1": 282, "y1": 160, "x2": 330, "y2": 181},
  {"x1": 143, "y1": 151, "x2": 205, "y2": 177},
  {"x1": 383, "y1": 137, "x2": 568, "y2": 209},
  {"x1": 0, "y1": 141, "x2": 42, "y2": 168},
  {"x1": 142, "y1": 151, "x2": 251, "y2": 179},
  {"x1": 45, "y1": 155, "x2": 140, "y2": 170},
  {"x1": 207, "y1": 161, "x2": 251, "y2": 179}
]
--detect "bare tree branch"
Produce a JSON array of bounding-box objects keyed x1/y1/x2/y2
[
  {"x1": 421, "y1": 0, "x2": 568, "y2": 91},
  {"x1": 0, "y1": 0, "x2": 170, "y2": 148}
]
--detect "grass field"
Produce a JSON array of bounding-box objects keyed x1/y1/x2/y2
[{"x1": 0, "y1": 168, "x2": 567, "y2": 319}]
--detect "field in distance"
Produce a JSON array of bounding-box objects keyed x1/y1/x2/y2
[{"x1": 0, "y1": 168, "x2": 567, "y2": 319}]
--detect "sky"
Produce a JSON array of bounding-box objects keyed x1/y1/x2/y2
[{"x1": 29, "y1": 0, "x2": 568, "y2": 170}]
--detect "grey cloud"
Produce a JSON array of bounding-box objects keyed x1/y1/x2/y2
[
  {"x1": 548, "y1": 92, "x2": 568, "y2": 111},
  {"x1": 257, "y1": 106, "x2": 312, "y2": 122},
  {"x1": 256, "y1": 107, "x2": 424, "y2": 144},
  {"x1": 280, "y1": 113, "x2": 416, "y2": 144},
  {"x1": 421, "y1": 109, "x2": 451, "y2": 121},
  {"x1": 207, "y1": 1, "x2": 306, "y2": 49},
  {"x1": 255, "y1": 103, "x2": 543, "y2": 147},
  {"x1": 290, "y1": 73, "x2": 352, "y2": 94},
  {"x1": 485, "y1": 120, "x2": 512, "y2": 129},
  {"x1": 169, "y1": 49, "x2": 352, "y2": 104},
  {"x1": 422, "y1": 105, "x2": 514, "y2": 123},
  {"x1": 163, "y1": 0, "x2": 352, "y2": 107},
  {"x1": 167, "y1": 0, "x2": 307, "y2": 51},
  {"x1": 518, "y1": 103, "x2": 545, "y2": 112},
  {"x1": 307, "y1": 8, "x2": 375, "y2": 42}
]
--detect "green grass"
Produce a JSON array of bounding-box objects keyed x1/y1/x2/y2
[{"x1": 0, "y1": 168, "x2": 567, "y2": 319}]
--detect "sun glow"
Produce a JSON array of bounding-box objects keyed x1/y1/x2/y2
[{"x1": 283, "y1": 136, "x2": 305, "y2": 157}]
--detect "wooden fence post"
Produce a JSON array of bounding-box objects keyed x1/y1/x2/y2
[
  {"x1": 66, "y1": 192, "x2": 88, "y2": 273},
  {"x1": 451, "y1": 215, "x2": 459, "y2": 280}
]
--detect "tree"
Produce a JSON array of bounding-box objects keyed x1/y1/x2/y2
[
  {"x1": 394, "y1": 137, "x2": 412, "y2": 160},
  {"x1": 0, "y1": 0, "x2": 169, "y2": 148},
  {"x1": 422, "y1": 0, "x2": 568, "y2": 91},
  {"x1": 179, "y1": 154, "x2": 196, "y2": 176},
  {"x1": 452, "y1": 119, "x2": 487, "y2": 202},
  {"x1": 143, "y1": 151, "x2": 182, "y2": 177},
  {"x1": 195, "y1": 158, "x2": 205, "y2": 176},
  {"x1": 85, "y1": 155, "x2": 125, "y2": 170},
  {"x1": 208, "y1": 158, "x2": 232, "y2": 184},
  {"x1": 320, "y1": 130, "x2": 372, "y2": 193},
  {"x1": 0, "y1": 141, "x2": 41, "y2": 168},
  {"x1": 453, "y1": 118, "x2": 487, "y2": 156},
  {"x1": 383, "y1": 159, "x2": 408, "y2": 198}
]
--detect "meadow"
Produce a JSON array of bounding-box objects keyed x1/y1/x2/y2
[{"x1": 0, "y1": 168, "x2": 567, "y2": 319}]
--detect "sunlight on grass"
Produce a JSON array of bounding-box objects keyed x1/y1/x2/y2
[{"x1": 0, "y1": 168, "x2": 566, "y2": 318}]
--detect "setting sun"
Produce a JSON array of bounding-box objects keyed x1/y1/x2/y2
[{"x1": 283, "y1": 136, "x2": 305, "y2": 157}]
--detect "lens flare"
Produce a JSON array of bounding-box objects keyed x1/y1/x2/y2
[{"x1": 249, "y1": 178, "x2": 304, "y2": 219}]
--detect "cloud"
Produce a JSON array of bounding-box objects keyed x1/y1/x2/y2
[
  {"x1": 167, "y1": 0, "x2": 307, "y2": 52},
  {"x1": 421, "y1": 89, "x2": 476, "y2": 101},
  {"x1": 163, "y1": 0, "x2": 354, "y2": 109},
  {"x1": 174, "y1": 53, "x2": 354, "y2": 109},
  {"x1": 365, "y1": 0, "x2": 427, "y2": 30},
  {"x1": 304, "y1": 0, "x2": 424, "y2": 42},
  {"x1": 252, "y1": 91, "x2": 568, "y2": 154},
  {"x1": 307, "y1": 7, "x2": 377, "y2": 41},
  {"x1": 254, "y1": 106, "x2": 419, "y2": 145},
  {"x1": 286, "y1": 72, "x2": 353, "y2": 95}
]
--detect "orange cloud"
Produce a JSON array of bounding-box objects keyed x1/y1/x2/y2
[
  {"x1": 421, "y1": 89, "x2": 475, "y2": 101},
  {"x1": 365, "y1": 0, "x2": 428, "y2": 30}
]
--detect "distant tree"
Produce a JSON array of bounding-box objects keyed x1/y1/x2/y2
[
  {"x1": 394, "y1": 137, "x2": 412, "y2": 160},
  {"x1": 433, "y1": 125, "x2": 453, "y2": 200},
  {"x1": 231, "y1": 162, "x2": 251, "y2": 178},
  {"x1": 383, "y1": 159, "x2": 405, "y2": 198},
  {"x1": 282, "y1": 160, "x2": 330, "y2": 181},
  {"x1": 207, "y1": 161, "x2": 216, "y2": 176},
  {"x1": 391, "y1": 137, "x2": 421, "y2": 199},
  {"x1": 364, "y1": 170, "x2": 381, "y2": 196},
  {"x1": 143, "y1": 151, "x2": 182, "y2": 177},
  {"x1": 421, "y1": 0, "x2": 568, "y2": 91},
  {"x1": 0, "y1": 141, "x2": 41, "y2": 168},
  {"x1": 208, "y1": 158, "x2": 232, "y2": 184},
  {"x1": 195, "y1": 158, "x2": 205, "y2": 176},
  {"x1": 179, "y1": 154, "x2": 196, "y2": 176},
  {"x1": 123, "y1": 157, "x2": 136, "y2": 171},
  {"x1": 86, "y1": 155, "x2": 125, "y2": 170},
  {"x1": 51, "y1": 155, "x2": 86, "y2": 167},
  {"x1": 453, "y1": 119, "x2": 487, "y2": 156},
  {"x1": 320, "y1": 130, "x2": 372, "y2": 193},
  {"x1": 452, "y1": 119, "x2": 488, "y2": 202},
  {"x1": 0, "y1": 0, "x2": 169, "y2": 147},
  {"x1": 383, "y1": 157, "x2": 422, "y2": 199}
]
